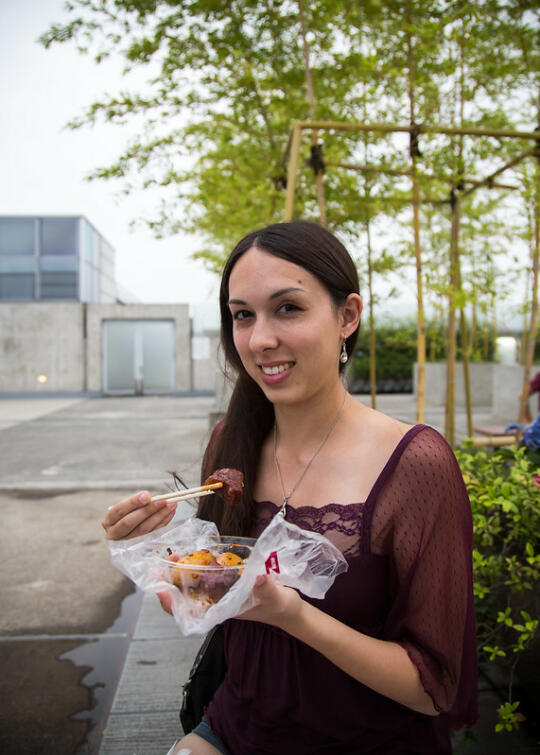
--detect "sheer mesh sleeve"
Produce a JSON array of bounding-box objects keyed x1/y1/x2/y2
[{"x1": 370, "y1": 426, "x2": 477, "y2": 724}]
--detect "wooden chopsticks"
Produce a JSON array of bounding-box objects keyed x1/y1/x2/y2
[{"x1": 150, "y1": 481, "x2": 223, "y2": 504}]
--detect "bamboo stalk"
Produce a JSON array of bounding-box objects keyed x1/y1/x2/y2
[
  {"x1": 328, "y1": 162, "x2": 414, "y2": 177},
  {"x1": 284, "y1": 124, "x2": 302, "y2": 221},
  {"x1": 460, "y1": 307, "x2": 474, "y2": 437},
  {"x1": 281, "y1": 122, "x2": 539, "y2": 217},
  {"x1": 326, "y1": 162, "x2": 517, "y2": 190},
  {"x1": 463, "y1": 178, "x2": 517, "y2": 191},
  {"x1": 412, "y1": 163, "x2": 426, "y2": 426},
  {"x1": 455, "y1": 144, "x2": 473, "y2": 437},
  {"x1": 471, "y1": 435, "x2": 517, "y2": 447},
  {"x1": 445, "y1": 191, "x2": 461, "y2": 446},
  {"x1": 298, "y1": 0, "x2": 327, "y2": 226},
  {"x1": 518, "y1": 163, "x2": 540, "y2": 423},
  {"x1": 405, "y1": 11, "x2": 426, "y2": 425},
  {"x1": 461, "y1": 149, "x2": 536, "y2": 199},
  {"x1": 290, "y1": 120, "x2": 540, "y2": 140},
  {"x1": 366, "y1": 218, "x2": 377, "y2": 409}
]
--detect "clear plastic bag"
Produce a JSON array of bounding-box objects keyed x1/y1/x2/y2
[{"x1": 108, "y1": 514, "x2": 348, "y2": 636}]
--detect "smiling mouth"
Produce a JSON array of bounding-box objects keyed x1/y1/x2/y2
[{"x1": 260, "y1": 362, "x2": 295, "y2": 376}]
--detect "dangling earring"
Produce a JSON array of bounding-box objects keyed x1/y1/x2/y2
[{"x1": 340, "y1": 339, "x2": 348, "y2": 364}]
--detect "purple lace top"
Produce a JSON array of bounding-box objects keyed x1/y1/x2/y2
[{"x1": 205, "y1": 425, "x2": 478, "y2": 754}]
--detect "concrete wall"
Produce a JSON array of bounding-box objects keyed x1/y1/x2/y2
[
  {"x1": 0, "y1": 303, "x2": 85, "y2": 392},
  {"x1": 0, "y1": 302, "x2": 202, "y2": 394},
  {"x1": 191, "y1": 333, "x2": 220, "y2": 393},
  {"x1": 414, "y1": 362, "x2": 493, "y2": 407},
  {"x1": 413, "y1": 362, "x2": 537, "y2": 420},
  {"x1": 492, "y1": 363, "x2": 536, "y2": 421}
]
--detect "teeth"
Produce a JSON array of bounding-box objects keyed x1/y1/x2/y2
[{"x1": 261, "y1": 363, "x2": 294, "y2": 375}]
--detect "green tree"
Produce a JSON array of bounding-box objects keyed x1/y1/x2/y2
[
  {"x1": 42, "y1": 1, "x2": 538, "y2": 415},
  {"x1": 41, "y1": 0, "x2": 385, "y2": 260}
]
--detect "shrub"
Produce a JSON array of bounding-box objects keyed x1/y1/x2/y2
[
  {"x1": 455, "y1": 443, "x2": 540, "y2": 733},
  {"x1": 351, "y1": 322, "x2": 417, "y2": 392}
]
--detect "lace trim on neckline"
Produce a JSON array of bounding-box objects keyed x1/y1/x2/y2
[
  {"x1": 252, "y1": 500, "x2": 366, "y2": 557},
  {"x1": 254, "y1": 500, "x2": 365, "y2": 514}
]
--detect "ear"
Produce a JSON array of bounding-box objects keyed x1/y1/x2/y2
[{"x1": 339, "y1": 293, "x2": 362, "y2": 338}]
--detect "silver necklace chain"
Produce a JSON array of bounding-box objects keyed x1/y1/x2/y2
[{"x1": 273, "y1": 391, "x2": 348, "y2": 515}]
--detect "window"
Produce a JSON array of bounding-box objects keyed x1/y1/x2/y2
[
  {"x1": 0, "y1": 218, "x2": 35, "y2": 255},
  {"x1": 39, "y1": 271, "x2": 77, "y2": 299},
  {"x1": 0, "y1": 256, "x2": 35, "y2": 273},
  {"x1": 40, "y1": 256, "x2": 77, "y2": 272},
  {"x1": 0, "y1": 273, "x2": 35, "y2": 300},
  {"x1": 41, "y1": 218, "x2": 78, "y2": 256}
]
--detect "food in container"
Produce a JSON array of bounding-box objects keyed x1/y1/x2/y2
[{"x1": 155, "y1": 536, "x2": 255, "y2": 610}]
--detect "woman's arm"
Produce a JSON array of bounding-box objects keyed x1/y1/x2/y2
[{"x1": 239, "y1": 575, "x2": 438, "y2": 717}]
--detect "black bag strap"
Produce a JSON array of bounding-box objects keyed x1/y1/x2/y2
[
  {"x1": 187, "y1": 624, "x2": 222, "y2": 682},
  {"x1": 180, "y1": 623, "x2": 227, "y2": 733}
]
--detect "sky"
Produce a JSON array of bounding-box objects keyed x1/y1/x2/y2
[{"x1": 0, "y1": 0, "x2": 220, "y2": 323}]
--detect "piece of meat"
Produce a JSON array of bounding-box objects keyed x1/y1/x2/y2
[{"x1": 204, "y1": 468, "x2": 244, "y2": 507}]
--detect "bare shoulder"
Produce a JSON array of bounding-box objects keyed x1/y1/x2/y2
[
  {"x1": 347, "y1": 397, "x2": 412, "y2": 450},
  {"x1": 329, "y1": 399, "x2": 414, "y2": 502}
]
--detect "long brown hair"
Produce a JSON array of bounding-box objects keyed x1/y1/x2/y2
[{"x1": 197, "y1": 221, "x2": 360, "y2": 535}]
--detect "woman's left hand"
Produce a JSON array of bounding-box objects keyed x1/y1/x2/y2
[
  {"x1": 156, "y1": 590, "x2": 173, "y2": 615},
  {"x1": 157, "y1": 575, "x2": 304, "y2": 630},
  {"x1": 237, "y1": 574, "x2": 304, "y2": 630}
]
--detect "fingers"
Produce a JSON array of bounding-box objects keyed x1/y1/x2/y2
[
  {"x1": 101, "y1": 491, "x2": 177, "y2": 540},
  {"x1": 251, "y1": 574, "x2": 269, "y2": 599},
  {"x1": 245, "y1": 577, "x2": 303, "y2": 629},
  {"x1": 102, "y1": 490, "x2": 152, "y2": 528},
  {"x1": 157, "y1": 590, "x2": 173, "y2": 615}
]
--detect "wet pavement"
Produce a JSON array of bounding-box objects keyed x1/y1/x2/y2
[
  {"x1": 0, "y1": 588, "x2": 142, "y2": 754},
  {"x1": 0, "y1": 393, "x2": 538, "y2": 753},
  {"x1": 0, "y1": 395, "x2": 214, "y2": 754},
  {"x1": 0, "y1": 484, "x2": 141, "y2": 754}
]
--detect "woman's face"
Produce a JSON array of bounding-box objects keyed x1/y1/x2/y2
[{"x1": 227, "y1": 246, "x2": 354, "y2": 407}]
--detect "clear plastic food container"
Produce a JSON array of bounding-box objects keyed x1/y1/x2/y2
[{"x1": 153, "y1": 536, "x2": 256, "y2": 611}]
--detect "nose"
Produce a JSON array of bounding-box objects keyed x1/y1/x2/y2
[{"x1": 249, "y1": 315, "x2": 279, "y2": 353}]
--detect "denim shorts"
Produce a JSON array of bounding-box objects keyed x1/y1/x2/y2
[{"x1": 191, "y1": 715, "x2": 227, "y2": 754}]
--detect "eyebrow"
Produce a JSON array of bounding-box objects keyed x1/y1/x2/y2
[{"x1": 228, "y1": 286, "x2": 307, "y2": 306}]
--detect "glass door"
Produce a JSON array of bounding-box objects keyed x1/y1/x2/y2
[{"x1": 103, "y1": 320, "x2": 175, "y2": 394}]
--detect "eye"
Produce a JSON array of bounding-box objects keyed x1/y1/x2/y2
[
  {"x1": 278, "y1": 302, "x2": 301, "y2": 314},
  {"x1": 232, "y1": 309, "x2": 252, "y2": 322}
]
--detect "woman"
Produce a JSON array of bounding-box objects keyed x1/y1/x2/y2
[{"x1": 103, "y1": 221, "x2": 477, "y2": 754}]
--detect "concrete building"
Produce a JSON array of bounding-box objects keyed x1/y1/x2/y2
[{"x1": 0, "y1": 216, "x2": 218, "y2": 396}]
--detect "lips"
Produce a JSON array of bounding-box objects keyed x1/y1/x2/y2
[
  {"x1": 257, "y1": 361, "x2": 295, "y2": 385},
  {"x1": 260, "y1": 361, "x2": 295, "y2": 376}
]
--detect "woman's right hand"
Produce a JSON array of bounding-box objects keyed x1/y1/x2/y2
[{"x1": 101, "y1": 491, "x2": 177, "y2": 541}]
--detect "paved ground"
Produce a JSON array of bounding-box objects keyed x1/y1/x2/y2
[
  {"x1": 0, "y1": 394, "x2": 214, "y2": 490},
  {"x1": 0, "y1": 395, "x2": 214, "y2": 754},
  {"x1": 0, "y1": 393, "x2": 538, "y2": 754}
]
